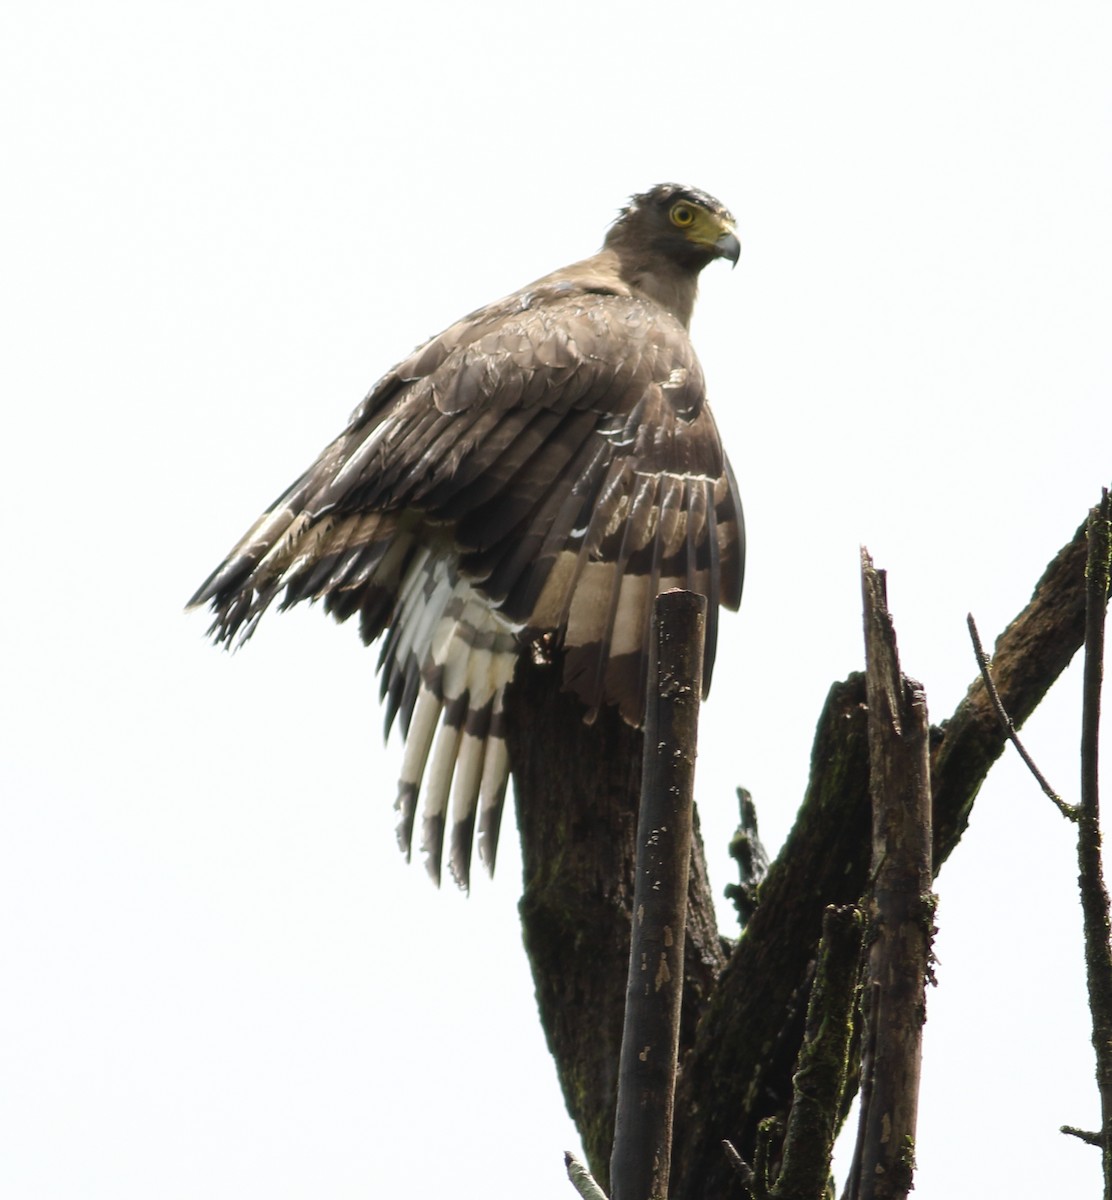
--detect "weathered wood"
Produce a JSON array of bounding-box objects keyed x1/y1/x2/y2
[
  {"x1": 673, "y1": 514, "x2": 1092, "y2": 1199},
  {"x1": 611, "y1": 592, "x2": 705, "y2": 1200},
  {"x1": 566, "y1": 1152, "x2": 609, "y2": 1200},
  {"x1": 845, "y1": 554, "x2": 933, "y2": 1200},
  {"x1": 772, "y1": 903, "x2": 864, "y2": 1200},
  {"x1": 1078, "y1": 497, "x2": 1112, "y2": 1198},
  {"x1": 671, "y1": 676, "x2": 872, "y2": 1197},
  {"x1": 508, "y1": 508, "x2": 1094, "y2": 1199},
  {"x1": 506, "y1": 656, "x2": 725, "y2": 1189}
]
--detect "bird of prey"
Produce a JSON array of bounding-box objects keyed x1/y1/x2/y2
[{"x1": 189, "y1": 183, "x2": 744, "y2": 888}]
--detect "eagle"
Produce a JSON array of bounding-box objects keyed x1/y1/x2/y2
[{"x1": 189, "y1": 183, "x2": 745, "y2": 888}]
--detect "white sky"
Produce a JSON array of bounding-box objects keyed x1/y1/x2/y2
[{"x1": 2, "y1": 3, "x2": 1110, "y2": 1196}]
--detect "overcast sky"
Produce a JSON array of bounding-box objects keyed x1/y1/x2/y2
[{"x1": 2, "y1": 3, "x2": 1110, "y2": 1197}]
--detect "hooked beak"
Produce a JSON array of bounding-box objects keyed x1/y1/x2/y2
[{"x1": 714, "y1": 228, "x2": 741, "y2": 267}]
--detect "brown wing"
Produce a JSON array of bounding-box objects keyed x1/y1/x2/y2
[{"x1": 189, "y1": 272, "x2": 743, "y2": 883}]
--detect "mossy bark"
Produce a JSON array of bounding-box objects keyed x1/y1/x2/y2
[{"x1": 506, "y1": 512, "x2": 1093, "y2": 1199}]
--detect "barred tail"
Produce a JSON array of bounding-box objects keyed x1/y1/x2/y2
[{"x1": 382, "y1": 547, "x2": 519, "y2": 888}]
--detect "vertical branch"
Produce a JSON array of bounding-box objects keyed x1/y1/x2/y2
[
  {"x1": 610, "y1": 591, "x2": 705, "y2": 1200},
  {"x1": 509, "y1": 629, "x2": 725, "y2": 1187},
  {"x1": 1079, "y1": 492, "x2": 1112, "y2": 1196},
  {"x1": 847, "y1": 551, "x2": 934, "y2": 1200},
  {"x1": 771, "y1": 904, "x2": 864, "y2": 1200}
]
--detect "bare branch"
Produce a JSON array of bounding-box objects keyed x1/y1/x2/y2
[
  {"x1": 726, "y1": 788, "x2": 770, "y2": 927},
  {"x1": 723, "y1": 1140, "x2": 756, "y2": 1194},
  {"x1": 1078, "y1": 491, "x2": 1112, "y2": 1196},
  {"x1": 508, "y1": 639, "x2": 725, "y2": 1188},
  {"x1": 1062, "y1": 1126, "x2": 1103, "y2": 1148},
  {"x1": 752, "y1": 1118, "x2": 782, "y2": 1200},
  {"x1": 773, "y1": 904, "x2": 863, "y2": 1200},
  {"x1": 847, "y1": 552, "x2": 934, "y2": 1200},
  {"x1": 611, "y1": 591, "x2": 705, "y2": 1200},
  {"x1": 965, "y1": 613, "x2": 1074, "y2": 819},
  {"x1": 566, "y1": 1152, "x2": 610, "y2": 1200}
]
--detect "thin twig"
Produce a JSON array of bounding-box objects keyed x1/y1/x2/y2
[
  {"x1": 726, "y1": 788, "x2": 770, "y2": 927},
  {"x1": 723, "y1": 1139, "x2": 756, "y2": 1195},
  {"x1": 966, "y1": 613, "x2": 1075, "y2": 819},
  {"x1": 1062, "y1": 1126, "x2": 1103, "y2": 1147},
  {"x1": 566, "y1": 1152, "x2": 610, "y2": 1200}
]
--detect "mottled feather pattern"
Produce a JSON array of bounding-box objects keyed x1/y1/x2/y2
[{"x1": 190, "y1": 184, "x2": 745, "y2": 887}]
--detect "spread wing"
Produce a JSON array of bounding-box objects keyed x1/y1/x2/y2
[{"x1": 189, "y1": 273, "x2": 744, "y2": 885}]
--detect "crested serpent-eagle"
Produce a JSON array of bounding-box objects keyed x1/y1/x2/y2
[{"x1": 189, "y1": 183, "x2": 745, "y2": 888}]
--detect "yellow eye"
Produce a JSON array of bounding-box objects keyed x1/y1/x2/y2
[{"x1": 669, "y1": 202, "x2": 696, "y2": 228}]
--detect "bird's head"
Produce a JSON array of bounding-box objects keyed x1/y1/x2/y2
[{"x1": 604, "y1": 183, "x2": 740, "y2": 272}]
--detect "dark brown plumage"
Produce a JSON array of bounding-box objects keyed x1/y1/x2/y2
[{"x1": 189, "y1": 183, "x2": 745, "y2": 887}]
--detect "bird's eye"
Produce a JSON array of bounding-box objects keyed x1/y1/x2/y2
[{"x1": 669, "y1": 203, "x2": 696, "y2": 228}]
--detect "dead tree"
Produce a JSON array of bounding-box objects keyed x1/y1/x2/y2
[{"x1": 505, "y1": 502, "x2": 1098, "y2": 1199}]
